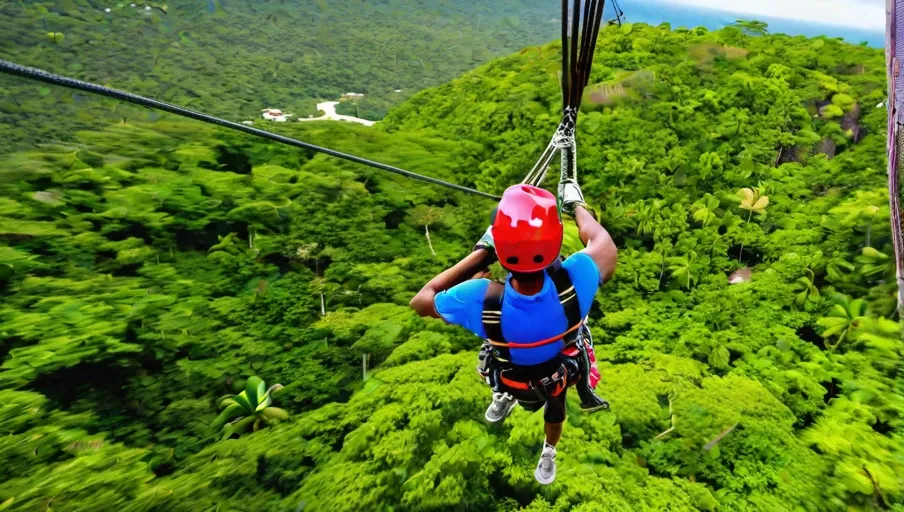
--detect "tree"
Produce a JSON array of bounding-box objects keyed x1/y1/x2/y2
[
  {"x1": 817, "y1": 293, "x2": 868, "y2": 350},
  {"x1": 212, "y1": 376, "x2": 288, "y2": 439},
  {"x1": 855, "y1": 247, "x2": 894, "y2": 280},
  {"x1": 667, "y1": 251, "x2": 698, "y2": 288},
  {"x1": 691, "y1": 194, "x2": 721, "y2": 227},
  {"x1": 0, "y1": 16, "x2": 898, "y2": 512},
  {"x1": 736, "y1": 187, "x2": 769, "y2": 262},
  {"x1": 732, "y1": 20, "x2": 769, "y2": 36},
  {"x1": 829, "y1": 195, "x2": 884, "y2": 247},
  {"x1": 408, "y1": 205, "x2": 443, "y2": 257},
  {"x1": 794, "y1": 269, "x2": 820, "y2": 307},
  {"x1": 826, "y1": 254, "x2": 856, "y2": 283}
]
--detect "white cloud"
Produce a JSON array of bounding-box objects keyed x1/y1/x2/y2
[{"x1": 664, "y1": 0, "x2": 885, "y2": 31}]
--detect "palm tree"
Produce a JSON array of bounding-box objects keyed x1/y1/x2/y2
[
  {"x1": 632, "y1": 200, "x2": 661, "y2": 237},
  {"x1": 692, "y1": 194, "x2": 720, "y2": 227},
  {"x1": 794, "y1": 269, "x2": 820, "y2": 307},
  {"x1": 738, "y1": 187, "x2": 769, "y2": 221},
  {"x1": 826, "y1": 254, "x2": 856, "y2": 283},
  {"x1": 410, "y1": 205, "x2": 442, "y2": 257},
  {"x1": 207, "y1": 232, "x2": 248, "y2": 263},
  {"x1": 698, "y1": 153, "x2": 723, "y2": 180},
  {"x1": 655, "y1": 240, "x2": 674, "y2": 287},
  {"x1": 212, "y1": 376, "x2": 288, "y2": 439},
  {"x1": 856, "y1": 247, "x2": 894, "y2": 280},
  {"x1": 829, "y1": 201, "x2": 882, "y2": 247},
  {"x1": 312, "y1": 276, "x2": 331, "y2": 316},
  {"x1": 732, "y1": 20, "x2": 768, "y2": 36},
  {"x1": 667, "y1": 251, "x2": 697, "y2": 288},
  {"x1": 817, "y1": 293, "x2": 868, "y2": 350},
  {"x1": 736, "y1": 187, "x2": 769, "y2": 262},
  {"x1": 599, "y1": 201, "x2": 636, "y2": 232}
]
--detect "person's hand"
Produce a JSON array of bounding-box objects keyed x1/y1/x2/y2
[
  {"x1": 558, "y1": 179, "x2": 586, "y2": 216},
  {"x1": 473, "y1": 225, "x2": 494, "y2": 253}
]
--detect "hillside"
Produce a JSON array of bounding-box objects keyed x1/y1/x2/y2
[
  {"x1": 1, "y1": 21, "x2": 902, "y2": 511},
  {"x1": 0, "y1": 0, "x2": 561, "y2": 153}
]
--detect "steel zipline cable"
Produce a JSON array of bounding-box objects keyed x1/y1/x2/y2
[{"x1": 0, "y1": 59, "x2": 501, "y2": 201}]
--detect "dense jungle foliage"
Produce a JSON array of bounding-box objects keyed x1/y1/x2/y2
[
  {"x1": 1, "y1": 15, "x2": 903, "y2": 512},
  {"x1": 0, "y1": 0, "x2": 564, "y2": 153}
]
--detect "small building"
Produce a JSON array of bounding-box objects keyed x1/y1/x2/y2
[{"x1": 261, "y1": 109, "x2": 293, "y2": 122}]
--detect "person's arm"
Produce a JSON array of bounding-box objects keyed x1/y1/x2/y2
[
  {"x1": 573, "y1": 205, "x2": 618, "y2": 283},
  {"x1": 409, "y1": 249, "x2": 495, "y2": 318}
]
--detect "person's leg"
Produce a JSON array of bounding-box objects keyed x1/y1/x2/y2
[
  {"x1": 535, "y1": 387, "x2": 566, "y2": 485},
  {"x1": 545, "y1": 419, "x2": 564, "y2": 446},
  {"x1": 543, "y1": 388, "x2": 567, "y2": 445}
]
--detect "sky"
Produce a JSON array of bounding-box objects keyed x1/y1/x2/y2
[{"x1": 661, "y1": 0, "x2": 885, "y2": 31}]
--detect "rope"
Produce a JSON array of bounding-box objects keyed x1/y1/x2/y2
[
  {"x1": 526, "y1": 0, "x2": 604, "y2": 189},
  {"x1": 0, "y1": 59, "x2": 501, "y2": 201}
]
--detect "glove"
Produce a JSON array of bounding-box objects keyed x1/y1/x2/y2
[
  {"x1": 558, "y1": 179, "x2": 586, "y2": 216},
  {"x1": 473, "y1": 225, "x2": 495, "y2": 253}
]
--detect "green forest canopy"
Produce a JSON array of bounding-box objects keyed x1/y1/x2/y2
[
  {"x1": 0, "y1": 0, "x2": 563, "y2": 153},
  {"x1": 1, "y1": 18, "x2": 902, "y2": 512}
]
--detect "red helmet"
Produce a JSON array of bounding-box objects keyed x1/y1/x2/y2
[{"x1": 493, "y1": 184, "x2": 562, "y2": 273}]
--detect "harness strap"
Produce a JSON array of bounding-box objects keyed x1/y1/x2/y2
[
  {"x1": 488, "y1": 320, "x2": 584, "y2": 349},
  {"x1": 499, "y1": 366, "x2": 568, "y2": 398},
  {"x1": 482, "y1": 282, "x2": 510, "y2": 361},
  {"x1": 546, "y1": 259, "x2": 583, "y2": 340},
  {"x1": 499, "y1": 375, "x2": 531, "y2": 391},
  {"x1": 539, "y1": 366, "x2": 568, "y2": 398}
]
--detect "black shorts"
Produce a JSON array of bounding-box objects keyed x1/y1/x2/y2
[
  {"x1": 542, "y1": 387, "x2": 567, "y2": 423},
  {"x1": 501, "y1": 355, "x2": 568, "y2": 424}
]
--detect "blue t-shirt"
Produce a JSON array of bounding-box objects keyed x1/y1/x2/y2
[{"x1": 433, "y1": 252, "x2": 601, "y2": 366}]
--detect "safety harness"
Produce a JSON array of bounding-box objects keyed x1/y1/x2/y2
[
  {"x1": 482, "y1": 258, "x2": 583, "y2": 361},
  {"x1": 477, "y1": 258, "x2": 609, "y2": 411}
]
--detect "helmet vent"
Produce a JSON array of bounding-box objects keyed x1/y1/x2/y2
[
  {"x1": 533, "y1": 255, "x2": 544, "y2": 264},
  {"x1": 506, "y1": 256, "x2": 519, "y2": 265}
]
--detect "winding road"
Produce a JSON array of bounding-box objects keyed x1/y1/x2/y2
[{"x1": 298, "y1": 101, "x2": 375, "y2": 126}]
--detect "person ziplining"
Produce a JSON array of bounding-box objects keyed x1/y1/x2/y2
[
  {"x1": 409, "y1": 0, "x2": 617, "y2": 485},
  {"x1": 409, "y1": 183, "x2": 617, "y2": 484}
]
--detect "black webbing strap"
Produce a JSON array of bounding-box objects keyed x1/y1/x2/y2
[
  {"x1": 482, "y1": 283, "x2": 510, "y2": 361},
  {"x1": 546, "y1": 260, "x2": 583, "y2": 340}
]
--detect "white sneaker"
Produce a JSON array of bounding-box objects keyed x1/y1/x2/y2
[
  {"x1": 485, "y1": 392, "x2": 516, "y2": 423},
  {"x1": 534, "y1": 443, "x2": 557, "y2": 485}
]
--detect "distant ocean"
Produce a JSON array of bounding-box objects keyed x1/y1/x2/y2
[{"x1": 611, "y1": 0, "x2": 885, "y2": 48}]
